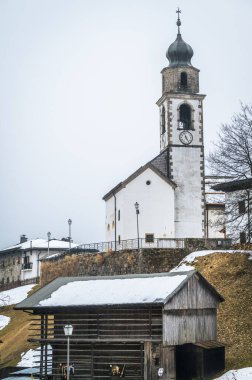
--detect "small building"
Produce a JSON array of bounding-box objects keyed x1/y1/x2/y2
[
  {"x1": 15, "y1": 271, "x2": 225, "y2": 380},
  {"x1": 0, "y1": 236, "x2": 79, "y2": 289},
  {"x1": 212, "y1": 177, "x2": 252, "y2": 243},
  {"x1": 204, "y1": 176, "x2": 234, "y2": 239}
]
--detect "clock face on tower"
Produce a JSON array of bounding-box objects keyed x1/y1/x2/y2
[{"x1": 179, "y1": 130, "x2": 193, "y2": 145}]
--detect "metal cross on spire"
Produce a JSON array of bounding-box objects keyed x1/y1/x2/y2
[{"x1": 176, "y1": 7, "x2": 182, "y2": 34}]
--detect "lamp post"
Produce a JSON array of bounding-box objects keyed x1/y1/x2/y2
[
  {"x1": 134, "y1": 202, "x2": 140, "y2": 250},
  {"x1": 47, "y1": 232, "x2": 51, "y2": 257},
  {"x1": 64, "y1": 324, "x2": 73, "y2": 380},
  {"x1": 68, "y1": 219, "x2": 72, "y2": 251}
]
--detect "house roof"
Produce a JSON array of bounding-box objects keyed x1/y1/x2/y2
[
  {"x1": 103, "y1": 149, "x2": 176, "y2": 201},
  {"x1": 204, "y1": 176, "x2": 233, "y2": 205},
  {"x1": 212, "y1": 177, "x2": 252, "y2": 192},
  {"x1": 0, "y1": 238, "x2": 79, "y2": 254},
  {"x1": 15, "y1": 270, "x2": 223, "y2": 310}
]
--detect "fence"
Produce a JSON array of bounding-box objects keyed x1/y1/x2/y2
[
  {"x1": 0, "y1": 276, "x2": 39, "y2": 292},
  {"x1": 72, "y1": 238, "x2": 185, "y2": 253},
  {"x1": 71, "y1": 237, "x2": 232, "y2": 254}
]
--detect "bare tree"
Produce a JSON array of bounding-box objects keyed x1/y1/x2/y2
[
  {"x1": 208, "y1": 103, "x2": 252, "y2": 179},
  {"x1": 208, "y1": 103, "x2": 252, "y2": 243}
]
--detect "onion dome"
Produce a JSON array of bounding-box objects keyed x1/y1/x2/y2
[{"x1": 166, "y1": 9, "x2": 194, "y2": 68}]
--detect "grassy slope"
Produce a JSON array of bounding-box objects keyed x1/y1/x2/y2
[
  {"x1": 193, "y1": 252, "x2": 252, "y2": 370},
  {"x1": 0, "y1": 285, "x2": 40, "y2": 367},
  {"x1": 0, "y1": 254, "x2": 251, "y2": 371}
]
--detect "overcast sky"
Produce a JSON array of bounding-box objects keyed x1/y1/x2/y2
[{"x1": 0, "y1": 0, "x2": 251, "y2": 248}]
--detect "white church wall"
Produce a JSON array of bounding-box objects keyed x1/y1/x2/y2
[
  {"x1": 105, "y1": 168, "x2": 175, "y2": 242},
  {"x1": 172, "y1": 148, "x2": 203, "y2": 238}
]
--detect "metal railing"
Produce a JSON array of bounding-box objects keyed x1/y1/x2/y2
[
  {"x1": 72, "y1": 238, "x2": 185, "y2": 253},
  {"x1": 0, "y1": 276, "x2": 39, "y2": 291},
  {"x1": 22, "y1": 262, "x2": 33, "y2": 270}
]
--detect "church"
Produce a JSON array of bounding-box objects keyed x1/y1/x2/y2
[{"x1": 103, "y1": 11, "x2": 224, "y2": 244}]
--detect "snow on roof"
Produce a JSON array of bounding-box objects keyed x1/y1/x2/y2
[
  {"x1": 1, "y1": 238, "x2": 79, "y2": 252},
  {"x1": 38, "y1": 274, "x2": 188, "y2": 307},
  {"x1": 205, "y1": 192, "x2": 225, "y2": 204},
  {"x1": 214, "y1": 368, "x2": 252, "y2": 380},
  {"x1": 0, "y1": 284, "x2": 36, "y2": 306},
  {"x1": 15, "y1": 272, "x2": 199, "y2": 309}
]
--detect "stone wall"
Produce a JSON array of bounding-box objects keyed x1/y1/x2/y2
[
  {"x1": 41, "y1": 248, "x2": 187, "y2": 286},
  {"x1": 40, "y1": 238, "x2": 232, "y2": 286},
  {"x1": 0, "y1": 251, "x2": 22, "y2": 287}
]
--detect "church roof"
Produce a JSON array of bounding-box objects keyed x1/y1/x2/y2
[
  {"x1": 102, "y1": 149, "x2": 176, "y2": 201},
  {"x1": 166, "y1": 9, "x2": 194, "y2": 68}
]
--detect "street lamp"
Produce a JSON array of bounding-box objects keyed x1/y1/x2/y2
[
  {"x1": 64, "y1": 324, "x2": 73, "y2": 380},
  {"x1": 134, "y1": 202, "x2": 140, "y2": 250},
  {"x1": 47, "y1": 232, "x2": 51, "y2": 257},
  {"x1": 68, "y1": 219, "x2": 72, "y2": 251}
]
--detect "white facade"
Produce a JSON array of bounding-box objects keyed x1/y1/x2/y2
[
  {"x1": 103, "y1": 22, "x2": 225, "y2": 243},
  {"x1": 105, "y1": 167, "x2": 175, "y2": 242},
  {"x1": 0, "y1": 238, "x2": 79, "y2": 283}
]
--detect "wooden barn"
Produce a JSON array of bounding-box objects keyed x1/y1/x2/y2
[{"x1": 15, "y1": 271, "x2": 225, "y2": 380}]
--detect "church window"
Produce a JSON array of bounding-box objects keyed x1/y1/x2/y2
[
  {"x1": 161, "y1": 107, "x2": 166, "y2": 134},
  {"x1": 118, "y1": 210, "x2": 120, "y2": 221},
  {"x1": 240, "y1": 231, "x2": 246, "y2": 244},
  {"x1": 179, "y1": 103, "x2": 191, "y2": 130},
  {"x1": 146, "y1": 180, "x2": 151, "y2": 185},
  {"x1": 238, "y1": 200, "x2": 245, "y2": 214},
  {"x1": 180, "y1": 72, "x2": 188, "y2": 87},
  {"x1": 145, "y1": 233, "x2": 154, "y2": 243},
  {"x1": 107, "y1": 224, "x2": 110, "y2": 231}
]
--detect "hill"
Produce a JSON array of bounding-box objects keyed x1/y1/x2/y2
[
  {"x1": 0, "y1": 251, "x2": 251, "y2": 374},
  {"x1": 189, "y1": 251, "x2": 252, "y2": 370},
  {"x1": 0, "y1": 284, "x2": 39, "y2": 367}
]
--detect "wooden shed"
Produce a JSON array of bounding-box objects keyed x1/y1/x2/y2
[{"x1": 15, "y1": 271, "x2": 225, "y2": 380}]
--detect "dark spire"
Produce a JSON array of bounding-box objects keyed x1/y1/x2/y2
[
  {"x1": 166, "y1": 9, "x2": 194, "y2": 68},
  {"x1": 176, "y1": 7, "x2": 181, "y2": 34}
]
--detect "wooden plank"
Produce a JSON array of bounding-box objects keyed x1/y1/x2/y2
[
  {"x1": 161, "y1": 346, "x2": 175, "y2": 380},
  {"x1": 144, "y1": 342, "x2": 152, "y2": 380}
]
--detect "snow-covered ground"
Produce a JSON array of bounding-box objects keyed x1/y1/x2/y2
[
  {"x1": 17, "y1": 345, "x2": 52, "y2": 367},
  {"x1": 0, "y1": 284, "x2": 36, "y2": 306},
  {"x1": 0, "y1": 315, "x2": 10, "y2": 330},
  {"x1": 171, "y1": 250, "x2": 252, "y2": 272},
  {"x1": 214, "y1": 368, "x2": 252, "y2": 380}
]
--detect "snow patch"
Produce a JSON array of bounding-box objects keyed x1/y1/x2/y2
[
  {"x1": 17, "y1": 349, "x2": 37, "y2": 367},
  {"x1": 39, "y1": 275, "x2": 188, "y2": 307},
  {"x1": 0, "y1": 284, "x2": 36, "y2": 306},
  {"x1": 17, "y1": 345, "x2": 52, "y2": 368},
  {"x1": 214, "y1": 368, "x2": 252, "y2": 380},
  {"x1": 171, "y1": 250, "x2": 252, "y2": 272},
  {"x1": 0, "y1": 315, "x2": 10, "y2": 330}
]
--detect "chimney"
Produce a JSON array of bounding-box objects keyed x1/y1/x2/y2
[{"x1": 20, "y1": 234, "x2": 28, "y2": 243}]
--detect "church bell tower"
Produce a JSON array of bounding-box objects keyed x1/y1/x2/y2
[{"x1": 156, "y1": 9, "x2": 205, "y2": 238}]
